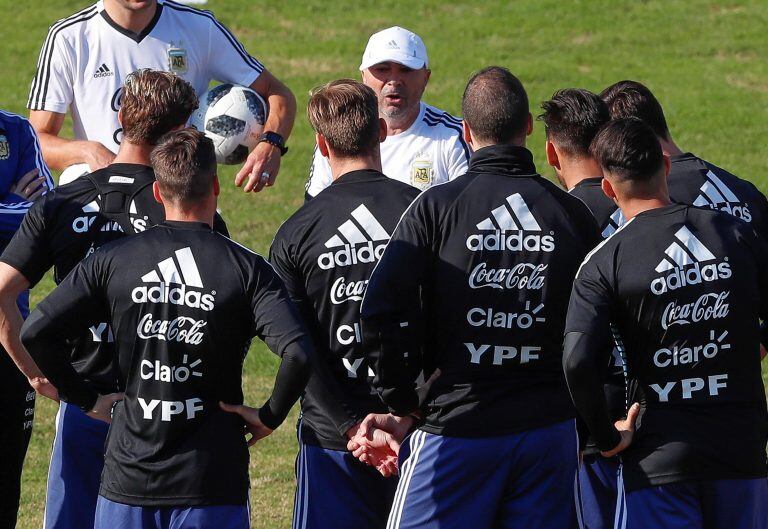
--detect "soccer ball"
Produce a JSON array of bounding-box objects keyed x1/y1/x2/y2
[
  {"x1": 189, "y1": 84, "x2": 268, "y2": 165},
  {"x1": 59, "y1": 163, "x2": 91, "y2": 186}
]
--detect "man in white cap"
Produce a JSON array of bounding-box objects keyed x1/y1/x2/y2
[{"x1": 304, "y1": 26, "x2": 470, "y2": 199}]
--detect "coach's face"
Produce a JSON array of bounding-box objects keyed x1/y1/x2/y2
[{"x1": 362, "y1": 62, "x2": 431, "y2": 120}]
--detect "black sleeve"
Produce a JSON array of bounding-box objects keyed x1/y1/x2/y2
[
  {"x1": 361, "y1": 198, "x2": 432, "y2": 416},
  {"x1": 257, "y1": 335, "x2": 313, "y2": 430},
  {"x1": 269, "y1": 234, "x2": 362, "y2": 436},
  {"x1": 0, "y1": 196, "x2": 53, "y2": 286},
  {"x1": 20, "y1": 254, "x2": 109, "y2": 409},
  {"x1": 563, "y1": 257, "x2": 622, "y2": 451}
]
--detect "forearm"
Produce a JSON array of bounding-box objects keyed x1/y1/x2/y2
[
  {"x1": 262, "y1": 79, "x2": 296, "y2": 140},
  {"x1": 258, "y1": 335, "x2": 313, "y2": 429},
  {"x1": 36, "y1": 131, "x2": 94, "y2": 171},
  {"x1": 0, "y1": 295, "x2": 43, "y2": 380},
  {"x1": 563, "y1": 331, "x2": 621, "y2": 451},
  {"x1": 21, "y1": 308, "x2": 98, "y2": 409}
]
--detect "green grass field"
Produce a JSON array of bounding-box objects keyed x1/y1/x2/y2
[{"x1": 2, "y1": 0, "x2": 768, "y2": 527}]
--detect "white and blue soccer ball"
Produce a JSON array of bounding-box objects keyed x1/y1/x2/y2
[{"x1": 189, "y1": 84, "x2": 268, "y2": 165}]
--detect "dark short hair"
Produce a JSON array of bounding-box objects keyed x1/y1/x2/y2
[
  {"x1": 599, "y1": 80, "x2": 670, "y2": 140},
  {"x1": 307, "y1": 79, "x2": 380, "y2": 157},
  {"x1": 150, "y1": 129, "x2": 216, "y2": 204},
  {"x1": 121, "y1": 69, "x2": 198, "y2": 145},
  {"x1": 462, "y1": 66, "x2": 529, "y2": 144},
  {"x1": 538, "y1": 88, "x2": 609, "y2": 157},
  {"x1": 589, "y1": 118, "x2": 664, "y2": 182}
]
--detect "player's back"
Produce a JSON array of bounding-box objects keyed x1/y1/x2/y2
[
  {"x1": 90, "y1": 222, "x2": 301, "y2": 505},
  {"x1": 367, "y1": 145, "x2": 600, "y2": 437},
  {"x1": 668, "y1": 153, "x2": 768, "y2": 238},
  {"x1": 570, "y1": 203, "x2": 768, "y2": 490},
  {"x1": 271, "y1": 170, "x2": 419, "y2": 449},
  {"x1": 569, "y1": 177, "x2": 626, "y2": 238}
]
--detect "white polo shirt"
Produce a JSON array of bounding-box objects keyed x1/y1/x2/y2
[
  {"x1": 27, "y1": 0, "x2": 263, "y2": 153},
  {"x1": 305, "y1": 102, "x2": 470, "y2": 197}
]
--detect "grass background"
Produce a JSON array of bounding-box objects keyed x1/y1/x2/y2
[{"x1": 1, "y1": 0, "x2": 767, "y2": 527}]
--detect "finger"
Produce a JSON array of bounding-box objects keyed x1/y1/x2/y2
[
  {"x1": 18, "y1": 168, "x2": 39, "y2": 188},
  {"x1": 219, "y1": 401, "x2": 243, "y2": 415},
  {"x1": 347, "y1": 440, "x2": 359, "y2": 451},
  {"x1": 247, "y1": 434, "x2": 258, "y2": 447},
  {"x1": 28, "y1": 187, "x2": 45, "y2": 201},
  {"x1": 626, "y1": 403, "x2": 641, "y2": 429},
  {"x1": 235, "y1": 159, "x2": 255, "y2": 188},
  {"x1": 266, "y1": 165, "x2": 278, "y2": 187},
  {"x1": 249, "y1": 170, "x2": 268, "y2": 193}
]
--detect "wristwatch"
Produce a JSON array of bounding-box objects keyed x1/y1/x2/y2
[{"x1": 258, "y1": 131, "x2": 288, "y2": 156}]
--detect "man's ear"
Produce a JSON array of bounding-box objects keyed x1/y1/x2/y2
[
  {"x1": 316, "y1": 133, "x2": 330, "y2": 158},
  {"x1": 213, "y1": 175, "x2": 220, "y2": 197},
  {"x1": 462, "y1": 121, "x2": 473, "y2": 148},
  {"x1": 601, "y1": 175, "x2": 618, "y2": 202},
  {"x1": 663, "y1": 154, "x2": 671, "y2": 178},
  {"x1": 526, "y1": 113, "x2": 533, "y2": 136},
  {"x1": 378, "y1": 117, "x2": 387, "y2": 142},
  {"x1": 117, "y1": 109, "x2": 123, "y2": 127},
  {"x1": 545, "y1": 140, "x2": 560, "y2": 170},
  {"x1": 152, "y1": 181, "x2": 163, "y2": 205}
]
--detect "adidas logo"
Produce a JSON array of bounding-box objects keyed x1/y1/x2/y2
[
  {"x1": 385, "y1": 39, "x2": 400, "y2": 50},
  {"x1": 650, "y1": 225, "x2": 731, "y2": 295},
  {"x1": 71, "y1": 199, "x2": 122, "y2": 233},
  {"x1": 131, "y1": 247, "x2": 216, "y2": 311},
  {"x1": 466, "y1": 193, "x2": 555, "y2": 252},
  {"x1": 693, "y1": 170, "x2": 752, "y2": 222},
  {"x1": 601, "y1": 208, "x2": 626, "y2": 239},
  {"x1": 317, "y1": 204, "x2": 390, "y2": 270},
  {"x1": 93, "y1": 63, "x2": 114, "y2": 79}
]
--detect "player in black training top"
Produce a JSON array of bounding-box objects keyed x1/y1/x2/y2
[
  {"x1": 21, "y1": 130, "x2": 320, "y2": 529},
  {"x1": 601, "y1": 80, "x2": 768, "y2": 240},
  {"x1": 539, "y1": 88, "x2": 627, "y2": 529},
  {"x1": 358, "y1": 67, "x2": 600, "y2": 529},
  {"x1": 270, "y1": 80, "x2": 420, "y2": 529},
  {"x1": 0, "y1": 71, "x2": 226, "y2": 529},
  {"x1": 564, "y1": 118, "x2": 768, "y2": 529}
]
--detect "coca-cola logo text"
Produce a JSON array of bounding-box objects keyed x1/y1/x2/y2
[
  {"x1": 661, "y1": 291, "x2": 730, "y2": 330},
  {"x1": 468, "y1": 262, "x2": 547, "y2": 290},
  {"x1": 137, "y1": 314, "x2": 207, "y2": 345},
  {"x1": 330, "y1": 277, "x2": 368, "y2": 305}
]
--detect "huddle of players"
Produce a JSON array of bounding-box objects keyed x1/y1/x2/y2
[
  {"x1": 3, "y1": 25, "x2": 767, "y2": 529},
  {"x1": 10, "y1": 68, "x2": 767, "y2": 529}
]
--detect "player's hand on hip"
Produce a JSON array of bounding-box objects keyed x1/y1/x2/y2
[
  {"x1": 87, "y1": 392, "x2": 124, "y2": 424},
  {"x1": 601, "y1": 402, "x2": 641, "y2": 458},
  {"x1": 219, "y1": 401, "x2": 274, "y2": 446},
  {"x1": 28, "y1": 375, "x2": 59, "y2": 402},
  {"x1": 235, "y1": 141, "x2": 281, "y2": 193},
  {"x1": 11, "y1": 169, "x2": 47, "y2": 200},
  {"x1": 82, "y1": 141, "x2": 116, "y2": 171}
]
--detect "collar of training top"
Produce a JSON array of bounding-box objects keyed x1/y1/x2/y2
[
  {"x1": 468, "y1": 144, "x2": 537, "y2": 176},
  {"x1": 331, "y1": 168, "x2": 388, "y2": 186},
  {"x1": 574, "y1": 176, "x2": 603, "y2": 188},
  {"x1": 161, "y1": 220, "x2": 213, "y2": 231},
  {"x1": 669, "y1": 152, "x2": 697, "y2": 163}
]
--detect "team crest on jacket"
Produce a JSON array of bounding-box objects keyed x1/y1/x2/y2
[
  {"x1": 466, "y1": 193, "x2": 555, "y2": 252},
  {"x1": 650, "y1": 225, "x2": 731, "y2": 295},
  {"x1": 168, "y1": 43, "x2": 188, "y2": 74},
  {"x1": 317, "y1": 204, "x2": 390, "y2": 269},
  {"x1": 693, "y1": 170, "x2": 752, "y2": 222},
  {"x1": 0, "y1": 134, "x2": 9, "y2": 160},
  {"x1": 410, "y1": 156, "x2": 433, "y2": 189}
]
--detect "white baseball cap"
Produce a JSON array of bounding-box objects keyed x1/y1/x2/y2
[{"x1": 359, "y1": 26, "x2": 429, "y2": 71}]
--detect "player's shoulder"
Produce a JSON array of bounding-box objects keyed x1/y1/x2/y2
[
  {"x1": 160, "y1": 0, "x2": 222, "y2": 28},
  {"x1": 0, "y1": 109, "x2": 32, "y2": 131},
  {"x1": 420, "y1": 103, "x2": 464, "y2": 139},
  {"x1": 45, "y1": 3, "x2": 100, "y2": 40}
]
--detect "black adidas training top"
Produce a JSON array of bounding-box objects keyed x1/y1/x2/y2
[
  {"x1": 1, "y1": 164, "x2": 226, "y2": 394},
  {"x1": 668, "y1": 153, "x2": 768, "y2": 240},
  {"x1": 270, "y1": 169, "x2": 419, "y2": 450},
  {"x1": 565, "y1": 204, "x2": 768, "y2": 490},
  {"x1": 21, "y1": 222, "x2": 316, "y2": 506},
  {"x1": 361, "y1": 145, "x2": 601, "y2": 437}
]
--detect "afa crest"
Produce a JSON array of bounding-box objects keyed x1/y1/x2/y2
[
  {"x1": 168, "y1": 44, "x2": 188, "y2": 74},
  {"x1": 410, "y1": 157, "x2": 433, "y2": 189},
  {"x1": 0, "y1": 134, "x2": 9, "y2": 161}
]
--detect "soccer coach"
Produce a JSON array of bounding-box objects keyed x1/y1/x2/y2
[
  {"x1": 21, "y1": 129, "x2": 322, "y2": 529},
  {"x1": 28, "y1": 0, "x2": 295, "y2": 192},
  {"x1": 359, "y1": 66, "x2": 600, "y2": 528}
]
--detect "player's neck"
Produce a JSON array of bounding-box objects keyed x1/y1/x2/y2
[
  {"x1": 618, "y1": 195, "x2": 673, "y2": 220},
  {"x1": 659, "y1": 136, "x2": 683, "y2": 156},
  {"x1": 164, "y1": 203, "x2": 216, "y2": 227},
  {"x1": 112, "y1": 141, "x2": 153, "y2": 166},
  {"x1": 329, "y1": 152, "x2": 382, "y2": 181},
  {"x1": 559, "y1": 156, "x2": 603, "y2": 191},
  {"x1": 103, "y1": 0, "x2": 158, "y2": 34},
  {"x1": 384, "y1": 103, "x2": 421, "y2": 136}
]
